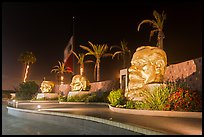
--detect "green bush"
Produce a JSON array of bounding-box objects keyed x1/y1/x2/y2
[
  {"x1": 88, "y1": 90, "x2": 111, "y2": 103},
  {"x1": 67, "y1": 93, "x2": 91, "y2": 102},
  {"x1": 15, "y1": 81, "x2": 39, "y2": 100},
  {"x1": 164, "y1": 87, "x2": 202, "y2": 112},
  {"x1": 108, "y1": 81, "x2": 202, "y2": 112},
  {"x1": 140, "y1": 85, "x2": 171, "y2": 110},
  {"x1": 134, "y1": 100, "x2": 149, "y2": 110},
  {"x1": 163, "y1": 81, "x2": 202, "y2": 112},
  {"x1": 66, "y1": 90, "x2": 111, "y2": 103},
  {"x1": 125, "y1": 100, "x2": 135, "y2": 109},
  {"x1": 107, "y1": 89, "x2": 125, "y2": 107},
  {"x1": 58, "y1": 95, "x2": 67, "y2": 102}
]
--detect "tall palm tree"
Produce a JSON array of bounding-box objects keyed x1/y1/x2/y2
[
  {"x1": 51, "y1": 61, "x2": 68, "y2": 75},
  {"x1": 72, "y1": 51, "x2": 94, "y2": 76},
  {"x1": 80, "y1": 41, "x2": 112, "y2": 82},
  {"x1": 137, "y1": 10, "x2": 166, "y2": 49},
  {"x1": 110, "y1": 40, "x2": 131, "y2": 69},
  {"x1": 51, "y1": 61, "x2": 72, "y2": 83},
  {"x1": 18, "y1": 51, "x2": 36, "y2": 82}
]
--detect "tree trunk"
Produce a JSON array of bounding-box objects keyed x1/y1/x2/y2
[
  {"x1": 94, "y1": 64, "x2": 97, "y2": 81},
  {"x1": 158, "y1": 31, "x2": 164, "y2": 49},
  {"x1": 96, "y1": 61, "x2": 100, "y2": 82},
  {"x1": 23, "y1": 64, "x2": 30, "y2": 82},
  {"x1": 80, "y1": 64, "x2": 84, "y2": 76}
]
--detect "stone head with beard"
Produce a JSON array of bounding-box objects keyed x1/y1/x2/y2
[{"x1": 125, "y1": 46, "x2": 167, "y2": 100}]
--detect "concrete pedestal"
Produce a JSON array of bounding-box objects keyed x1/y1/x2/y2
[
  {"x1": 36, "y1": 93, "x2": 58, "y2": 100},
  {"x1": 68, "y1": 91, "x2": 90, "y2": 98}
]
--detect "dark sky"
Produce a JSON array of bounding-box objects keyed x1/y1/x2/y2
[{"x1": 2, "y1": 1, "x2": 202, "y2": 90}]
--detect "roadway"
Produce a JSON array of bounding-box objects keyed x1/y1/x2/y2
[{"x1": 3, "y1": 101, "x2": 202, "y2": 135}]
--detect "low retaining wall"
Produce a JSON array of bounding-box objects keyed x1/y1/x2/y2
[
  {"x1": 89, "y1": 80, "x2": 118, "y2": 92},
  {"x1": 53, "y1": 80, "x2": 118, "y2": 94},
  {"x1": 54, "y1": 84, "x2": 70, "y2": 96},
  {"x1": 108, "y1": 105, "x2": 202, "y2": 119},
  {"x1": 163, "y1": 57, "x2": 202, "y2": 94}
]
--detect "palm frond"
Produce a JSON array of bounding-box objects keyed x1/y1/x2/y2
[
  {"x1": 153, "y1": 10, "x2": 161, "y2": 24},
  {"x1": 149, "y1": 29, "x2": 159, "y2": 41},
  {"x1": 102, "y1": 53, "x2": 113, "y2": 58},
  {"x1": 110, "y1": 45, "x2": 121, "y2": 51},
  {"x1": 80, "y1": 45, "x2": 95, "y2": 55},
  {"x1": 112, "y1": 51, "x2": 122, "y2": 59},
  {"x1": 72, "y1": 51, "x2": 79, "y2": 60},
  {"x1": 137, "y1": 20, "x2": 156, "y2": 31},
  {"x1": 84, "y1": 60, "x2": 95, "y2": 64}
]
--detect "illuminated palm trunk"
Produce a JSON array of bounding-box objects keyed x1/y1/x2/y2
[
  {"x1": 96, "y1": 60, "x2": 100, "y2": 82},
  {"x1": 23, "y1": 64, "x2": 30, "y2": 82},
  {"x1": 80, "y1": 64, "x2": 84, "y2": 76},
  {"x1": 158, "y1": 31, "x2": 164, "y2": 49}
]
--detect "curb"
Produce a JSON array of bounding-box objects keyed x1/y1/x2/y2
[
  {"x1": 108, "y1": 105, "x2": 202, "y2": 119},
  {"x1": 59, "y1": 102, "x2": 108, "y2": 105}
]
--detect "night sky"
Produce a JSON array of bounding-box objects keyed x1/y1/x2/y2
[{"x1": 2, "y1": 1, "x2": 202, "y2": 90}]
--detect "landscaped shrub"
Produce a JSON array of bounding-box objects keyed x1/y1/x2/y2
[
  {"x1": 88, "y1": 90, "x2": 111, "y2": 103},
  {"x1": 164, "y1": 87, "x2": 202, "y2": 112},
  {"x1": 15, "y1": 81, "x2": 39, "y2": 100},
  {"x1": 67, "y1": 93, "x2": 91, "y2": 102},
  {"x1": 58, "y1": 95, "x2": 67, "y2": 102},
  {"x1": 66, "y1": 90, "x2": 111, "y2": 103},
  {"x1": 140, "y1": 85, "x2": 172, "y2": 110},
  {"x1": 131, "y1": 81, "x2": 202, "y2": 112},
  {"x1": 134, "y1": 100, "x2": 149, "y2": 110},
  {"x1": 107, "y1": 89, "x2": 125, "y2": 107},
  {"x1": 125, "y1": 100, "x2": 135, "y2": 109}
]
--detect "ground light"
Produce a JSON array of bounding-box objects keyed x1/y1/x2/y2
[
  {"x1": 37, "y1": 105, "x2": 41, "y2": 111},
  {"x1": 12, "y1": 99, "x2": 16, "y2": 107}
]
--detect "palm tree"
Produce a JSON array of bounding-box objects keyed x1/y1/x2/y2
[
  {"x1": 51, "y1": 61, "x2": 68, "y2": 74},
  {"x1": 18, "y1": 51, "x2": 36, "y2": 82},
  {"x1": 51, "y1": 61, "x2": 72, "y2": 83},
  {"x1": 110, "y1": 40, "x2": 131, "y2": 69},
  {"x1": 137, "y1": 10, "x2": 166, "y2": 49},
  {"x1": 80, "y1": 41, "x2": 112, "y2": 82},
  {"x1": 72, "y1": 51, "x2": 94, "y2": 76}
]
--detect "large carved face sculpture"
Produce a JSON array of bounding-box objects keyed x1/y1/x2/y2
[
  {"x1": 128, "y1": 46, "x2": 167, "y2": 91},
  {"x1": 70, "y1": 75, "x2": 90, "y2": 91},
  {"x1": 40, "y1": 81, "x2": 55, "y2": 93}
]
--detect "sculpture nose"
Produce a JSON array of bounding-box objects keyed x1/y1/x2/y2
[{"x1": 128, "y1": 66, "x2": 137, "y2": 73}]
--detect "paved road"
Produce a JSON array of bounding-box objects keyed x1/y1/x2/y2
[
  {"x1": 3, "y1": 101, "x2": 202, "y2": 135},
  {"x1": 2, "y1": 104, "x2": 140, "y2": 135},
  {"x1": 2, "y1": 105, "x2": 95, "y2": 135}
]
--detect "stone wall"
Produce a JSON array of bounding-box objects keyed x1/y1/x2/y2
[
  {"x1": 89, "y1": 80, "x2": 119, "y2": 92},
  {"x1": 53, "y1": 80, "x2": 119, "y2": 95},
  {"x1": 53, "y1": 84, "x2": 71, "y2": 96},
  {"x1": 163, "y1": 57, "x2": 202, "y2": 94}
]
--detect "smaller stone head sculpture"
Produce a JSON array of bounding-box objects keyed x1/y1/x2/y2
[
  {"x1": 40, "y1": 81, "x2": 55, "y2": 93},
  {"x1": 128, "y1": 46, "x2": 167, "y2": 91},
  {"x1": 70, "y1": 75, "x2": 90, "y2": 91}
]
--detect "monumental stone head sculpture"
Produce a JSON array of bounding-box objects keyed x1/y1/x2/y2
[
  {"x1": 70, "y1": 75, "x2": 90, "y2": 91},
  {"x1": 127, "y1": 46, "x2": 167, "y2": 92},
  {"x1": 40, "y1": 81, "x2": 55, "y2": 93}
]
